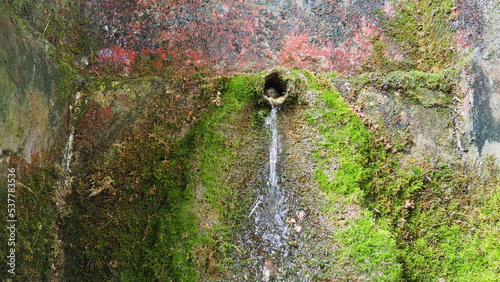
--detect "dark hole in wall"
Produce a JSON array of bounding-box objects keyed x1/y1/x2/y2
[{"x1": 264, "y1": 73, "x2": 287, "y2": 98}]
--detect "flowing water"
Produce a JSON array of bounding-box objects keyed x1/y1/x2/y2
[
  {"x1": 234, "y1": 105, "x2": 315, "y2": 281},
  {"x1": 61, "y1": 128, "x2": 74, "y2": 176},
  {"x1": 237, "y1": 105, "x2": 293, "y2": 281},
  {"x1": 254, "y1": 106, "x2": 289, "y2": 257}
]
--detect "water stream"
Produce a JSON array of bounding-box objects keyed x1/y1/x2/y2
[
  {"x1": 254, "y1": 105, "x2": 289, "y2": 256},
  {"x1": 59, "y1": 91, "x2": 80, "y2": 191},
  {"x1": 247, "y1": 105, "x2": 291, "y2": 281}
]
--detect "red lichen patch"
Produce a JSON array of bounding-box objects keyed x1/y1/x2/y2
[
  {"x1": 359, "y1": 15, "x2": 379, "y2": 38},
  {"x1": 278, "y1": 33, "x2": 335, "y2": 70},
  {"x1": 277, "y1": 22, "x2": 379, "y2": 73},
  {"x1": 97, "y1": 45, "x2": 138, "y2": 75},
  {"x1": 456, "y1": 32, "x2": 471, "y2": 50},
  {"x1": 85, "y1": 0, "x2": 386, "y2": 76},
  {"x1": 453, "y1": 4, "x2": 474, "y2": 52}
]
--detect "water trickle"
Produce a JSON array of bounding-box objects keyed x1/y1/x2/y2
[
  {"x1": 57, "y1": 92, "x2": 80, "y2": 206},
  {"x1": 267, "y1": 106, "x2": 279, "y2": 190},
  {"x1": 62, "y1": 128, "x2": 74, "y2": 174},
  {"x1": 254, "y1": 105, "x2": 289, "y2": 258}
]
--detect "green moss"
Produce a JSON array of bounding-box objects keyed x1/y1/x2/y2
[
  {"x1": 364, "y1": 0, "x2": 458, "y2": 73},
  {"x1": 62, "y1": 73, "x2": 263, "y2": 281},
  {"x1": 365, "y1": 154, "x2": 500, "y2": 280},
  {"x1": 354, "y1": 69, "x2": 457, "y2": 107},
  {"x1": 380, "y1": 0, "x2": 458, "y2": 72},
  {"x1": 307, "y1": 79, "x2": 401, "y2": 279},
  {"x1": 309, "y1": 73, "x2": 500, "y2": 280},
  {"x1": 337, "y1": 214, "x2": 402, "y2": 280},
  {"x1": 0, "y1": 165, "x2": 59, "y2": 281},
  {"x1": 310, "y1": 88, "x2": 382, "y2": 195},
  {"x1": 181, "y1": 74, "x2": 262, "y2": 277}
]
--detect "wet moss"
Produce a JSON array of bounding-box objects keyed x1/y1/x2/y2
[
  {"x1": 366, "y1": 0, "x2": 458, "y2": 73},
  {"x1": 0, "y1": 166, "x2": 58, "y2": 280},
  {"x1": 60, "y1": 73, "x2": 266, "y2": 281},
  {"x1": 181, "y1": 74, "x2": 266, "y2": 279},
  {"x1": 307, "y1": 84, "x2": 402, "y2": 279},
  {"x1": 308, "y1": 72, "x2": 500, "y2": 280},
  {"x1": 353, "y1": 69, "x2": 458, "y2": 107}
]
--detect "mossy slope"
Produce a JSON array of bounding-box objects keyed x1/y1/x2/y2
[
  {"x1": 307, "y1": 71, "x2": 500, "y2": 280},
  {"x1": 60, "y1": 73, "x2": 268, "y2": 281}
]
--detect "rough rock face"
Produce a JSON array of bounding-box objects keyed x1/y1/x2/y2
[
  {"x1": 0, "y1": 4, "x2": 62, "y2": 163},
  {"x1": 458, "y1": 1, "x2": 500, "y2": 162},
  {"x1": 83, "y1": 0, "x2": 383, "y2": 74},
  {"x1": 3, "y1": 0, "x2": 500, "y2": 281},
  {"x1": 353, "y1": 84, "x2": 459, "y2": 163},
  {"x1": 63, "y1": 0, "x2": 500, "y2": 165}
]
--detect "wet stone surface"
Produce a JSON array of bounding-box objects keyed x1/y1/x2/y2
[{"x1": 82, "y1": 0, "x2": 384, "y2": 75}]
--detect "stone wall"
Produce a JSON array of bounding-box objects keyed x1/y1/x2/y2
[{"x1": 0, "y1": 3, "x2": 63, "y2": 164}]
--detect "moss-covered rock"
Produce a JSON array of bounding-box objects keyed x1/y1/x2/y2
[{"x1": 364, "y1": 0, "x2": 459, "y2": 74}]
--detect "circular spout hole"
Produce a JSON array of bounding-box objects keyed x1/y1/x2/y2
[{"x1": 263, "y1": 73, "x2": 288, "y2": 106}]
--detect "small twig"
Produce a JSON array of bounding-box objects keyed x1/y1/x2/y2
[
  {"x1": 248, "y1": 198, "x2": 261, "y2": 218},
  {"x1": 42, "y1": 17, "x2": 51, "y2": 36}
]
